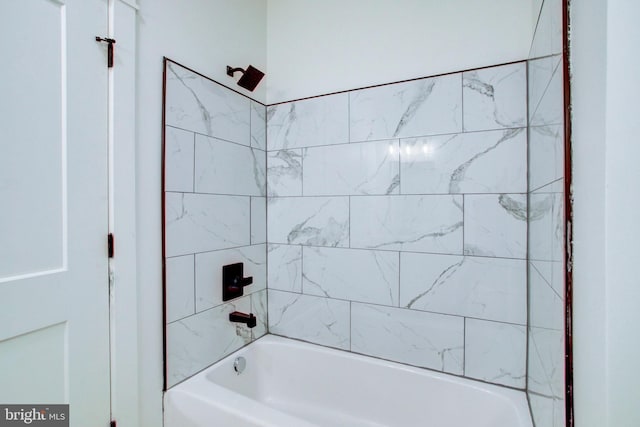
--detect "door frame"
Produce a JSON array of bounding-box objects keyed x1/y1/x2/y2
[{"x1": 109, "y1": 1, "x2": 140, "y2": 426}]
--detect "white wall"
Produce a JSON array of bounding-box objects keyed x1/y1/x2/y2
[
  {"x1": 112, "y1": 2, "x2": 140, "y2": 426},
  {"x1": 570, "y1": 1, "x2": 607, "y2": 424},
  {"x1": 571, "y1": 0, "x2": 640, "y2": 426},
  {"x1": 602, "y1": 1, "x2": 640, "y2": 424},
  {"x1": 136, "y1": 1, "x2": 266, "y2": 425},
  {"x1": 266, "y1": 0, "x2": 532, "y2": 103}
]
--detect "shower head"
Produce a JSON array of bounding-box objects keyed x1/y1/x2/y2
[{"x1": 226, "y1": 65, "x2": 265, "y2": 92}]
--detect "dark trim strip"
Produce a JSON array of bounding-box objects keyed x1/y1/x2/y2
[
  {"x1": 161, "y1": 57, "x2": 169, "y2": 392},
  {"x1": 563, "y1": 1, "x2": 575, "y2": 426}
]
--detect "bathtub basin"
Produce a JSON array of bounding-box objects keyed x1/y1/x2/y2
[{"x1": 164, "y1": 335, "x2": 532, "y2": 427}]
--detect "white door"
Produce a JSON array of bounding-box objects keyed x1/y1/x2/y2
[{"x1": 0, "y1": 1, "x2": 111, "y2": 426}]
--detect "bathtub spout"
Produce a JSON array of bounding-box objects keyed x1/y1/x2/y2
[{"x1": 229, "y1": 311, "x2": 257, "y2": 328}]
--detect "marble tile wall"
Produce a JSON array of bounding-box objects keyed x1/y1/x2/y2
[
  {"x1": 527, "y1": 0, "x2": 566, "y2": 424},
  {"x1": 266, "y1": 62, "x2": 529, "y2": 388},
  {"x1": 160, "y1": 52, "x2": 567, "y2": 410},
  {"x1": 163, "y1": 61, "x2": 267, "y2": 388}
]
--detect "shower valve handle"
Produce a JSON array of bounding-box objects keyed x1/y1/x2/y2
[
  {"x1": 222, "y1": 263, "x2": 253, "y2": 301},
  {"x1": 233, "y1": 275, "x2": 253, "y2": 287}
]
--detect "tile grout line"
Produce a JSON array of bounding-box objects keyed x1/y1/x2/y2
[
  {"x1": 397, "y1": 251, "x2": 401, "y2": 308},
  {"x1": 263, "y1": 192, "x2": 531, "y2": 199},
  {"x1": 266, "y1": 289, "x2": 528, "y2": 327},
  {"x1": 167, "y1": 123, "x2": 265, "y2": 151},
  {"x1": 530, "y1": 0, "x2": 546, "y2": 56},
  {"x1": 191, "y1": 131, "x2": 196, "y2": 192},
  {"x1": 462, "y1": 195, "x2": 466, "y2": 255},
  {"x1": 529, "y1": 55, "x2": 563, "y2": 124},
  {"x1": 530, "y1": 262, "x2": 564, "y2": 300},
  {"x1": 253, "y1": 242, "x2": 529, "y2": 262},
  {"x1": 463, "y1": 317, "x2": 467, "y2": 377},
  {"x1": 461, "y1": 72, "x2": 465, "y2": 132},
  {"x1": 348, "y1": 92, "x2": 351, "y2": 143},
  {"x1": 165, "y1": 243, "x2": 268, "y2": 260},
  {"x1": 349, "y1": 301, "x2": 352, "y2": 352},
  {"x1": 348, "y1": 196, "x2": 351, "y2": 248},
  {"x1": 192, "y1": 254, "x2": 196, "y2": 318},
  {"x1": 267, "y1": 125, "x2": 529, "y2": 152},
  {"x1": 301, "y1": 246, "x2": 305, "y2": 295},
  {"x1": 397, "y1": 139, "x2": 402, "y2": 195}
]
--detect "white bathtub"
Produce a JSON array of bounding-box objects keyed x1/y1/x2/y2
[{"x1": 164, "y1": 335, "x2": 533, "y2": 427}]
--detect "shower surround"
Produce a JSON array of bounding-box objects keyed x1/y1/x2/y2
[
  {"x1": 526, "y1": 0, "x2": 566, "y2": 425},
  {"x1": 163, "y1": 60, "x2": 268, "y2": 388},
  {"x1": 161, "y1": 50, "x2": 566, "y2": 421},
  {"x1": 266, "y1": 62, "x2": 529, "y2": 388}
]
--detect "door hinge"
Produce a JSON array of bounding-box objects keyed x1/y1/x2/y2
[
  {"x1": 108, "y1": 233, "x2": 115, "y2": 258},
  {"x1": 95, "y1": 36, "x2": 116, "y2": 68},
  {"x1": 110, "y1": 421, "x2": 117, "y2": 427}
]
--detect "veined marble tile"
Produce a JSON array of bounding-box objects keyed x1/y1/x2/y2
[
  {"x1": 400, "y1": 253, "x2": 526, "y2": 324},
  {"x1": 529, "y1": 0, "x2": 563, "y2": 58},
  {"x1": 400, "y1": 128, "x2": 526, "y2": 194},
  {"x1": 533, "y1": 178, "x2": 564, "y2": 194},
  {"x1": 464, "y1": 319, "x2": 526, "y2": 388},
  {"x1": 528, "y1": 327, "x2": 564, "y2": 398},
  {"x1": 351, "y1": 195, "x2": 463, "y2": 254},
  {"x1": 530, "y1": 60, "x2": 564, "y2": 127},
  {"x1": 267, "y1": 93, "x2": 349, "y2": 150},
  {"x1": 166, "y1": 296, "x2": 252, "y2": 388},
  {"x1": 251, "y1": 197, "x2": 266, "y2": 244},
  {"x1": 303, "y1": 140, "x2": 400, "y2": 196},
  {"x1": 251, "y1": 101, "x2": 267, "y2": 150},
  {"x1": 463, "y1": 62, "x2": 527, "y2": 132},
  {"x1": 531, "y1": 259, "x2": 564, "y2": 297},
  {"x1": 194, "y1": 244, "x2": 266, "y2": 312},
  {"x1": 194, "y1": 134, "x2": 265, "y2": 196},
  {"x1": 251, "y1": 289, "x2": 268, "y2": 340},
  {"x1": 165, "y1": 62, "x2": 250, "y2": 145},
  {"x1": 165, "y1": 255, "x2": 195, "y2": 323},
  {"x1": 529, "y1": 191, "x2": 564, "y2": 262},
  {"x1": 529, "y1": 124, "x2": 564, "y2": 192},
  {"x1": 464, "y1": 194, "x2": 527, "y2": 259},
  {"x1": 529, "y1": 262, "x2": 564, "y2": 330},
  {"x1": 268, "y1": 197, "x2": 349, "y2": 247},
  {"x1": 268, "y1": 244, "x2": 302, "y2": 293},
  {"x1": 302, "y1": 246, "x2": 399, "y2": 306},
  {"x1": 164, "y1": 126, "x2": 194, "y2": 192},
  {"x1": 350, "y1": 73, "x2": 462, "y2": 142},
  {"x1": 268, "y1": 290, "x2": 350, "y2": 350},
  {"x1": 528, "y1": 392, "x2": 565, "y2": 427},
  {"x1": 164, "y1": 193, "x2": 250, "y2": 257},
  {"x1": 528, "y1": 55, "x2": 562, "y2": 122},
  {"x1": 351, "y1": 303, "x2": 464, "y2": 375},
  {"x1": 267, "y1": 149, "x2": 302, "y2": 197}
]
